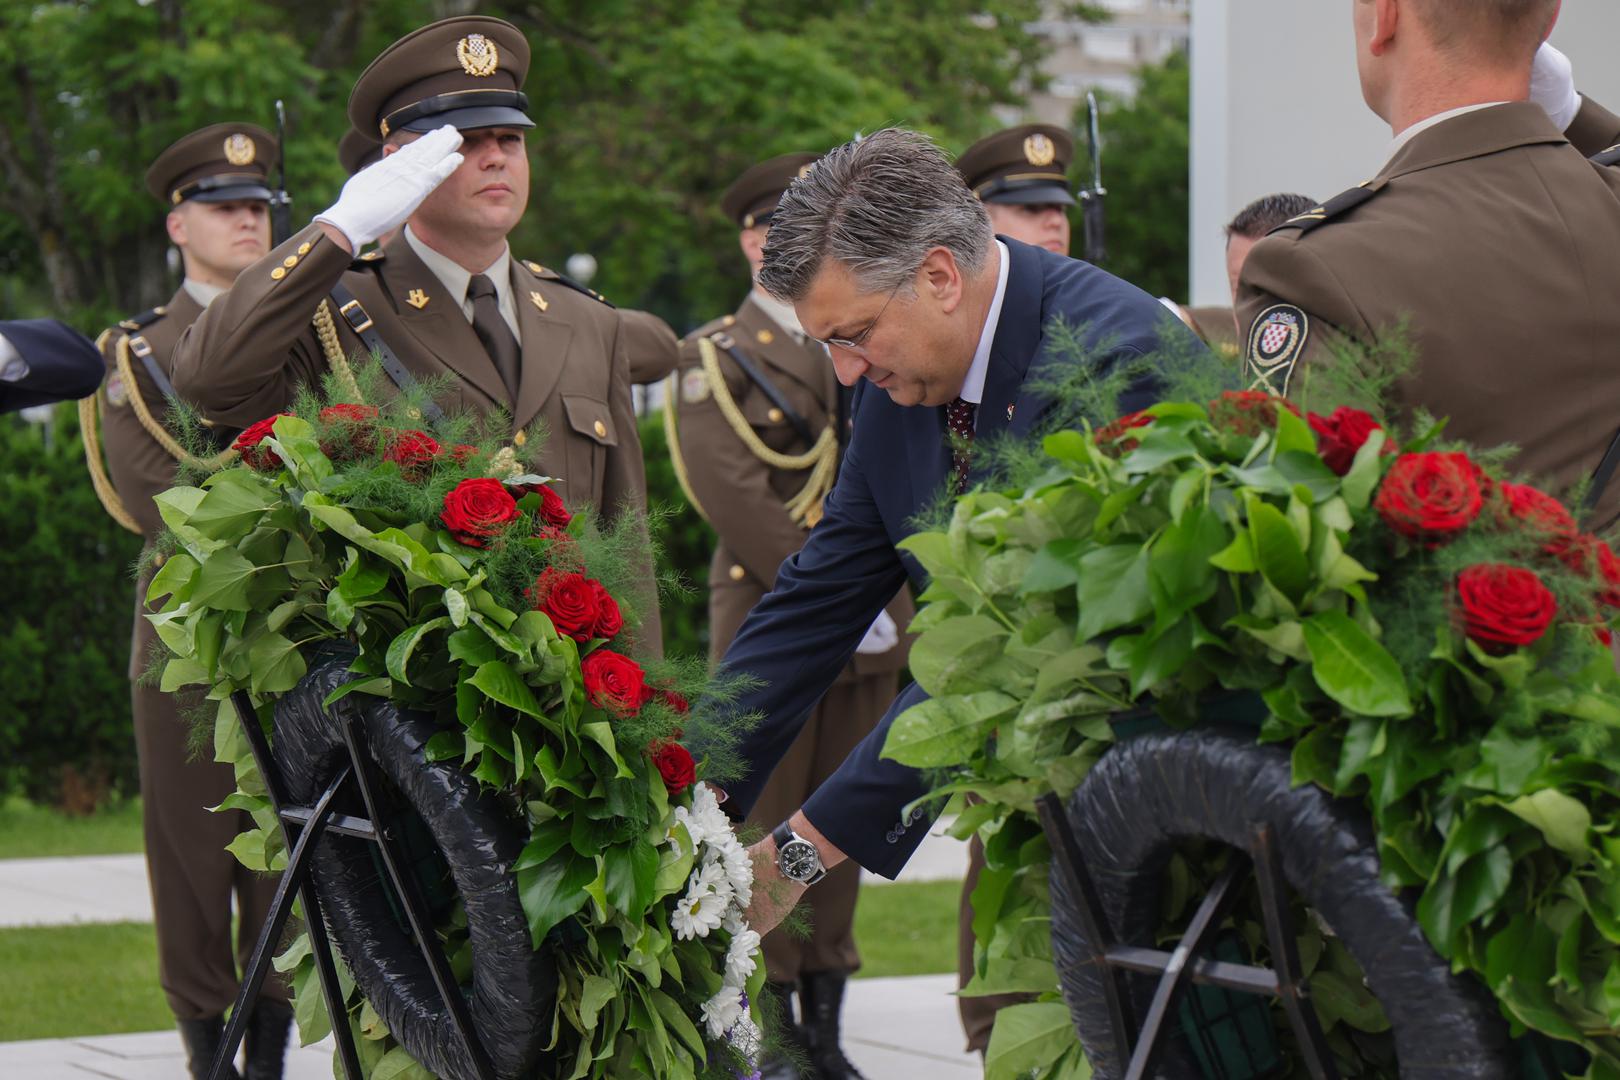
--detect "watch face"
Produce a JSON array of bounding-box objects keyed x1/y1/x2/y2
[{"x1": 778, "y1": 839, "x2": 821, "y2": 881}]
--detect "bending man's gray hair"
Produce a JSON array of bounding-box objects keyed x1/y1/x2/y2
[{"x1": 758, "y1": 128, "x2": 993, "y2": 302}]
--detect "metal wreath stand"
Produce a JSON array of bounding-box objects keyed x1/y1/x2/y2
[{"x1": 207, "y1": 690, "x2": 496, "y2": 1080}]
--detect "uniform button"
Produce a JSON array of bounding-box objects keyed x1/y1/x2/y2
[
  {"x1": 593, "y1": 419, "x2": 607, "y2": 438},
  {"x1": 767, "y1": 408, "x2": 784, "y2": 423},
  {"x1": 152, "y1": 553, "x2": 166, "y2": 569},
  {"x1": 723, "y1": 315, "x2": 736, "y2": 327},
  {"x1": 756, "y1": 329, "x2": 774, "y2": 345},
  {"x1": 270, "y1": 267, "x2": 286, "y2": 280},
  {"x1": 513, "y1": 429, "x2": 527, "y2": 447},
  {"x1": 728, "y1": 564, "x2": 746, "y2": 582},
  {"x1": 297, "y1": 242, "x2": 312, "y2": 255},
  {"x1": 283, "y1": 255, "x2": 298, "y2": 268}
]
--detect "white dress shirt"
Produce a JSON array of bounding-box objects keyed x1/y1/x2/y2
[{"x1": 955, "y1": 239, "x2": 1011, "y2": 424}]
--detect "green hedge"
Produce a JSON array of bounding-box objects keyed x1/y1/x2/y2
[
  {"x1": 0, "y1": 405, "x2": 143, "y2": 811},
  {"x1": 0, "y1": 407, "x2": 714, "y2": 812}
]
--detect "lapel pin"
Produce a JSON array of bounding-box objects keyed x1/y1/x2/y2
[
  {"x1": 1006, "y1": 403, "x2": 1016, "y2": 421},
  {"x1": 530, "y1": 290, "x2": 549, "y2": 313},
  {"x1": 406, "y1": 288, "x2": 430, "y2": 309}
]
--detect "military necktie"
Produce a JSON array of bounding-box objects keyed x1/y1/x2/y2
[
  {"x1": 468, "y1": 273, "x2": 521, "y2": 404},
  {"x1": 945, "y1": 396, "x2": 977, "y2": 494}
]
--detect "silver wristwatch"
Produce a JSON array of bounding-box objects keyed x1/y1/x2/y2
[{"x1": 772, "y1": 822, "x2": 827, "y2": 886}]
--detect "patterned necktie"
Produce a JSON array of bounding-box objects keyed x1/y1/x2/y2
[
  {"x1": 468, "y1": 273, "x2": 521, "y2": 403},
  {"x1": 945, "y1": 396, "x2": 977, "y2": 494}
]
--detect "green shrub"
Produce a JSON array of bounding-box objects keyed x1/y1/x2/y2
[{"x1": 640, "y1": 409, "x2": 716, "y2": 660}]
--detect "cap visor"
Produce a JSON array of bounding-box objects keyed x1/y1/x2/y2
[
  {"x1": 986, "y1": 184, "x2": 1077, "y2": 207},
  {"x1": 188, "y1": 183, "x2": 274, "y2": 204},
  {"x1": 401, "y1": 106, "x2": 535, "y2": 133}
]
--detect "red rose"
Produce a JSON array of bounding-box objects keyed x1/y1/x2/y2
[
  {"x1": 650, "y1": 741, "x2": 695, "y2": 796},
  {"x1": 1374, "y1": 452, "x2": 1483, "y2": 546},
  {"x1": 232, "y1": 414, "x2": 291, "y2": 471},
  {"x1": 659, "y1": 689, "x2": 690, "y2": 716},
  {"x1": 450, "y1": 444, "x2": 480, "y2": 465},
  {"x1": 1456, "y1": 564, "x2": 1557, "y2": 651},
  {"x1": 318, "y1": 403, "x2": 380, "y2": 457},
  {"x1": 581, "y1": 649, "x2": 653, "y2": 714},
  {"x1": 1307, "y1": 407, "x2": 1385, "y2": 476},
  {"x1": 537, "y1": 486, "x2": 572, "y2": 528},
  {"x1": 1095, "y1": 411, "x2": 1154, "y2": 453},
  {"x1": 1497, "y1": 483, "x2": 1578, "y2": 559},
  {"x1": 588, "y1": 580, "x2": 623, "y2": 640},
  {"x1": 1208, "y1": 390, "x2": 1301, "y2": 438},
  {"x1": 383, "y1": 429, "x2": 442, "y2": 478},
  {"x1": 440, "y1": 478, "x2": 520, "y2": 548},
  {"x1": 526, "y1": 568, "x2": 600, "y2": 642},
  {"x1": 1561, "y1": 534, "x2": 1620, "y2": 608}
]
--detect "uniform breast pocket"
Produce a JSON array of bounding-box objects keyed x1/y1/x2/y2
[{"x1": 561, "y1": 394, "x2": 617, "y2": 509}]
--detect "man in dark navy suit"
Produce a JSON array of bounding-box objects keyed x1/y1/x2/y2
[
  {"x1": 709, "y1": 129, "x2": 1202, "y2": 942},
  {"x1": 0, "y1": 319, "x2": 102, "y2": 415}
]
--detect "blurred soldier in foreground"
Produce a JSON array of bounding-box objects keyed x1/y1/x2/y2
[
  {"x1": 81, "y1": 123, "x2": 291, "y2": 1080},
  {"x1": 1237, "y1": 6, "x2": 1620, "y2": 521},
  {"x1": 667, "y1": 153, "x2": 911, "y2": 1080},
  {"x1": 168, "y1": 15, "x2": 661, "y2": 649},
  {"x1": 0, "y1": 319, "x2": 101, "y2": 414}
]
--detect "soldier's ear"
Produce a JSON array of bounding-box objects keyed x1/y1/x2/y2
[{"x1": 165, "y1": 208, "x2": 187, "y2": 248}]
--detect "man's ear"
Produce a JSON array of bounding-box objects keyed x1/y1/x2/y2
[
  {"x1": 1544, "y1": 0, "x2": 1563, "y2": 41},
  {"x1": 1369, "y1": 0, "x2": 1400, "y2": 57},
  {"x1": 165, "y1": 208, "x2": 187, "y2": 248},
  {"x1": 919, "y1": 246, "x2": 964, "y2": 313},
  {"x1": 738, "y1": 226, "x2": 767, "y2": 274}
]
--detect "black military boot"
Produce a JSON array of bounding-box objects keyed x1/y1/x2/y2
[
  {"x1": 244, "y1": 1000, "x2": 294, "y2": 1080},
  {"x1": 177, "y1": 1015, "x2": 240, "y2": 1080},
  {"x1": 757, "y1": 979, "x2": 809, "y2": 1080},
  {"x1": 799, "y1": 970, "x2": 867, "y2": 1080}
]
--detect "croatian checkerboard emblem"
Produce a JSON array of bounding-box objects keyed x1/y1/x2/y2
[
  {"x1": 1247, "y1": 304, "x2": 1309, "y2": 395},
  {"x1": 457, "y1": 34, "x2": 499, "y2": 77},
  {"x1": 223, "y1": 133, "x2": 256, "y2": 167}
]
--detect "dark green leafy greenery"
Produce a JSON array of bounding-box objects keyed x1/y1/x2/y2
[
  {"x1": 885, "y1": 344, "x2": 1620, "y2": 1078},
  {"x1": 146, "y1": 381, "x2": 767, "y2": 1080}
]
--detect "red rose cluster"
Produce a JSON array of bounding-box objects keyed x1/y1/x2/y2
[
  {"x1": 1095, "y1": 410, "x2": 1154, "y2": 454},
  {"x1": 525, "y1": 567, "x2": 622, "y2": 643},
  {"x1": 1373, "y1": 452, "x2": 1484, "y2": 546},
  {"x1": 1307, "y1": 406, "x2": 1388, "y2": 476},
  {"x1": 232, "y1": 413, "x2": 293, "y2": 471},
  {"x1": 576, "y1": 649, "x2": 695, "y2": 793},
  {"x1": 1208, "y1": 390, "x2": 1300, "y2": 439}
]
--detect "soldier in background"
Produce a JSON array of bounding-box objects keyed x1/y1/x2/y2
[
  {"x1": 666, "y1": 153, "x2": 911, "y2": 1080},
  {"x1": 956, "y1": 123, "x2": 1075, "y2": 257},
  {"x1": 81, "y1": 123, "x2": 291, "y2": 1080}
]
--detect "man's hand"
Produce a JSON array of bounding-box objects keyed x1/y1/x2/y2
[
  {"x1": 314, "y1": 125, "x2": 464, "y2": 252},
  {"x1": 1530, "y1": 41, "x2": 1581, "y2": 133},
  {"x1": 743, "y1": 834, "x2": 807, "y2": 937}
]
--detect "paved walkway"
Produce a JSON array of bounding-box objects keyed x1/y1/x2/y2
[{"x1": 0, "y1": 828, "x2": 974, "y2": 1076}]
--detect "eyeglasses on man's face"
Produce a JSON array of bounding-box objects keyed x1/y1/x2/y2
[{"x1": 809, "y1": 279, "x2": 905, "y2": 356}]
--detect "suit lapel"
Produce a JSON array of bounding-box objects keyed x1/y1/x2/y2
[
  {"x1": 510, "y1": 262, "x2": 576, "y2": 433},
  {"x1": 973, "y1": 240, "x2": 1042, "y2": 450},
  {"x1": 377, "y1": 234, "x2": 509, "y2": 409}
]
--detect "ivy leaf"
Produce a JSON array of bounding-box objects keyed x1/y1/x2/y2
[
  {"x1": 603, "y1": 840, "x2": 659, "y2": 918},
  {"x1": 1246, "y1": 497, "x2": 1311, "y2": 606},
  {"x1": 1417, "y1": 844, "x2": 1513, "y2": 951},
  {"x1": 517, "y1": 851, "x2": 594, "y2": 948},
  {"x1": 983, "y1": 1001, "x2": 1075, "y2": 1080},
  {"x1": 468, "y1": 659, "x2": 543, "y2": 718},
  {"x1": 1340, "y1": 428, "x2": 1388, "y2": 509},
  {"x1": 187, "y1": 473, "x2": 278, "y2": 540},
  {"x1": 146, "y1": 552, "x2": 199, "y2": 606},
  {"x1": 910, "y1": 615, "x2": 1008, "y2": 696},
  {"x1": 385, "y1": 617, "x2": 451, "y2": 686},
  {"x1": 579, "y1": 974, "x2": 617, "y2": 1032},
  {"x1": 1075, "y1": 545, "x2": 1152, "y2": 641},
  {"x1": 190, "y1": 549, "x2": 259, "y2": 611},
  {"x1": 1302, "y1": 611, "x2": 1412, "y2": 717},
  {"x1": 1501, "y1": 789, "x2": 1592, "y2": 860},
  {"x1": 881, "y1": 692, "x2": 1017, "y2": 768},
  {"x1": 1020, "y1": 538, "x2": 1084, "y2": 593}
]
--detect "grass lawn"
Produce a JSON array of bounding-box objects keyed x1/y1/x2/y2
[
  {"x1": 0, "y1": 796, "x2": 144, "y2": 860},
  {"x1": 0, "y1": 879, "x2": 958, "y2": 1042}
]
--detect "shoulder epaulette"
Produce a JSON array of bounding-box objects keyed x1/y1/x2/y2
[
  {"x1": 522, "y1": 260, "x2": 614, "y2": 307},
  {"x1": 681, "y1": 313, "x2": 738, "y2": 345},
  {"x1": 1592, "y1": 143, "x2": 1620, "y2": 168},
  {"x1": 1271, "y1": 179, "x2": 1388, "y2": 236},
  {"x1": 116, "y1": 306, "x2": 168, "y2": 333}
]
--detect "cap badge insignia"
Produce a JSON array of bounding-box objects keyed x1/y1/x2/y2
[
  {"x1": 1023, "y1": 133, "x2": 1056, "y2": 167},
  {"x1": 406, "y1": 289, "x2": 430, "y2": 309},
  {"x1": 530, "y1": 290, "x2": 549, "y2": 313},
  {"x1": 223, "y1": 133, "x2": 256, "y2": 167},
  {"x1": 457, "y1": 34, "x2": 499, "y2": 77}
]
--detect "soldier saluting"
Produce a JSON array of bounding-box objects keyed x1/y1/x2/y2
[
  {"x1": 169, "y1": 16, "x2": 660, "y2": 646},
  {"x1": 82, "y1": 122, "x2": 293, "y2": 1080}
]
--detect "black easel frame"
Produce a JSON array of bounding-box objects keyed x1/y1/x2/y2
[
  {"x1": 1036, "y1": 792, "x2": 1340, "y2": 1080},
  {"x1": 207, "y1": 690, "x2": 496, "y2": 1080}
]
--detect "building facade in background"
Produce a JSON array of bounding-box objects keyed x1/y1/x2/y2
[{"x1": 1012, "y1": 0, "x2": 1189, "y2": 127}]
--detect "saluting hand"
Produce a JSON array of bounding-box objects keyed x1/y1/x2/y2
[
  {"x1": 314, "y1": 125, "x2": 465, "y2": 252},
  {"x1": 1530, "y1": 42, "x2": 1580, "y2": 133}
]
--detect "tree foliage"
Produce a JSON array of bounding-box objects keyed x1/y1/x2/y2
[
  {"x1": 0, "y1": 0, "x2": 1058, "y2": 333},
  {"x1": 1083, "y1": 48, "x2": 1190, "y2": 304}
]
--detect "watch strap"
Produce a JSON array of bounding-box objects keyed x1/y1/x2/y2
[{"x1": 772, "y1": 821, "x2": 827, "y2": 885}]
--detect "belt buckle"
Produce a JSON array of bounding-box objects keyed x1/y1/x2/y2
[{"x1": 339, "y1": 299, "x2": 374, "y2": 335}]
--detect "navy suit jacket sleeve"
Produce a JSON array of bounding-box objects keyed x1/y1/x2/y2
[
  {"x1": 0, "y1": 319, "x2": 103, "y2": 416},
  {"x1": 709, "y1": 421, "x2": 909, "y2": 820}
]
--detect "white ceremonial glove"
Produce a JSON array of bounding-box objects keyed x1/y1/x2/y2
[
  {"x1": 314, "y1": 125, "x2": 464, "y2": 250},
  {"x1": 1530, "y1": 41, "x2": 1581, "y2": 133},
  {"x1": 855, "y1": 609, "x2": 898, "y2": 655}
]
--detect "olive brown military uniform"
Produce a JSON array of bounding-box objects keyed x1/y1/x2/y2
[
  {"x1": 82, "y1": 122, "x2": 290, "y2": 1076},
  {"x1": 168, "y1": 17, "x2": 661, "y2": 649},
  {"x1": 666, "y1": 153, "x2": 911, "y2": 1076},
  {"x1": 1238, "y1": 96, "x2": 1620, "y2": 526}
]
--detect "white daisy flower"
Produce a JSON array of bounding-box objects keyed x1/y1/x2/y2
[
  {"x1": 724, "y1": 928, "x2": 761, "y2": 986},
  {"x1": 701, "y1": 986, "x2": 745, "y2": 1039},
  {"x1": 722, "y1": 908, "x2": 749, "y2": 937},
  {"x1": 671, "y1": 885, "x2": 728, "y2": 941},
  {"x1": 721, "y1": 842, "x2": 754, "y2": 907}
]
